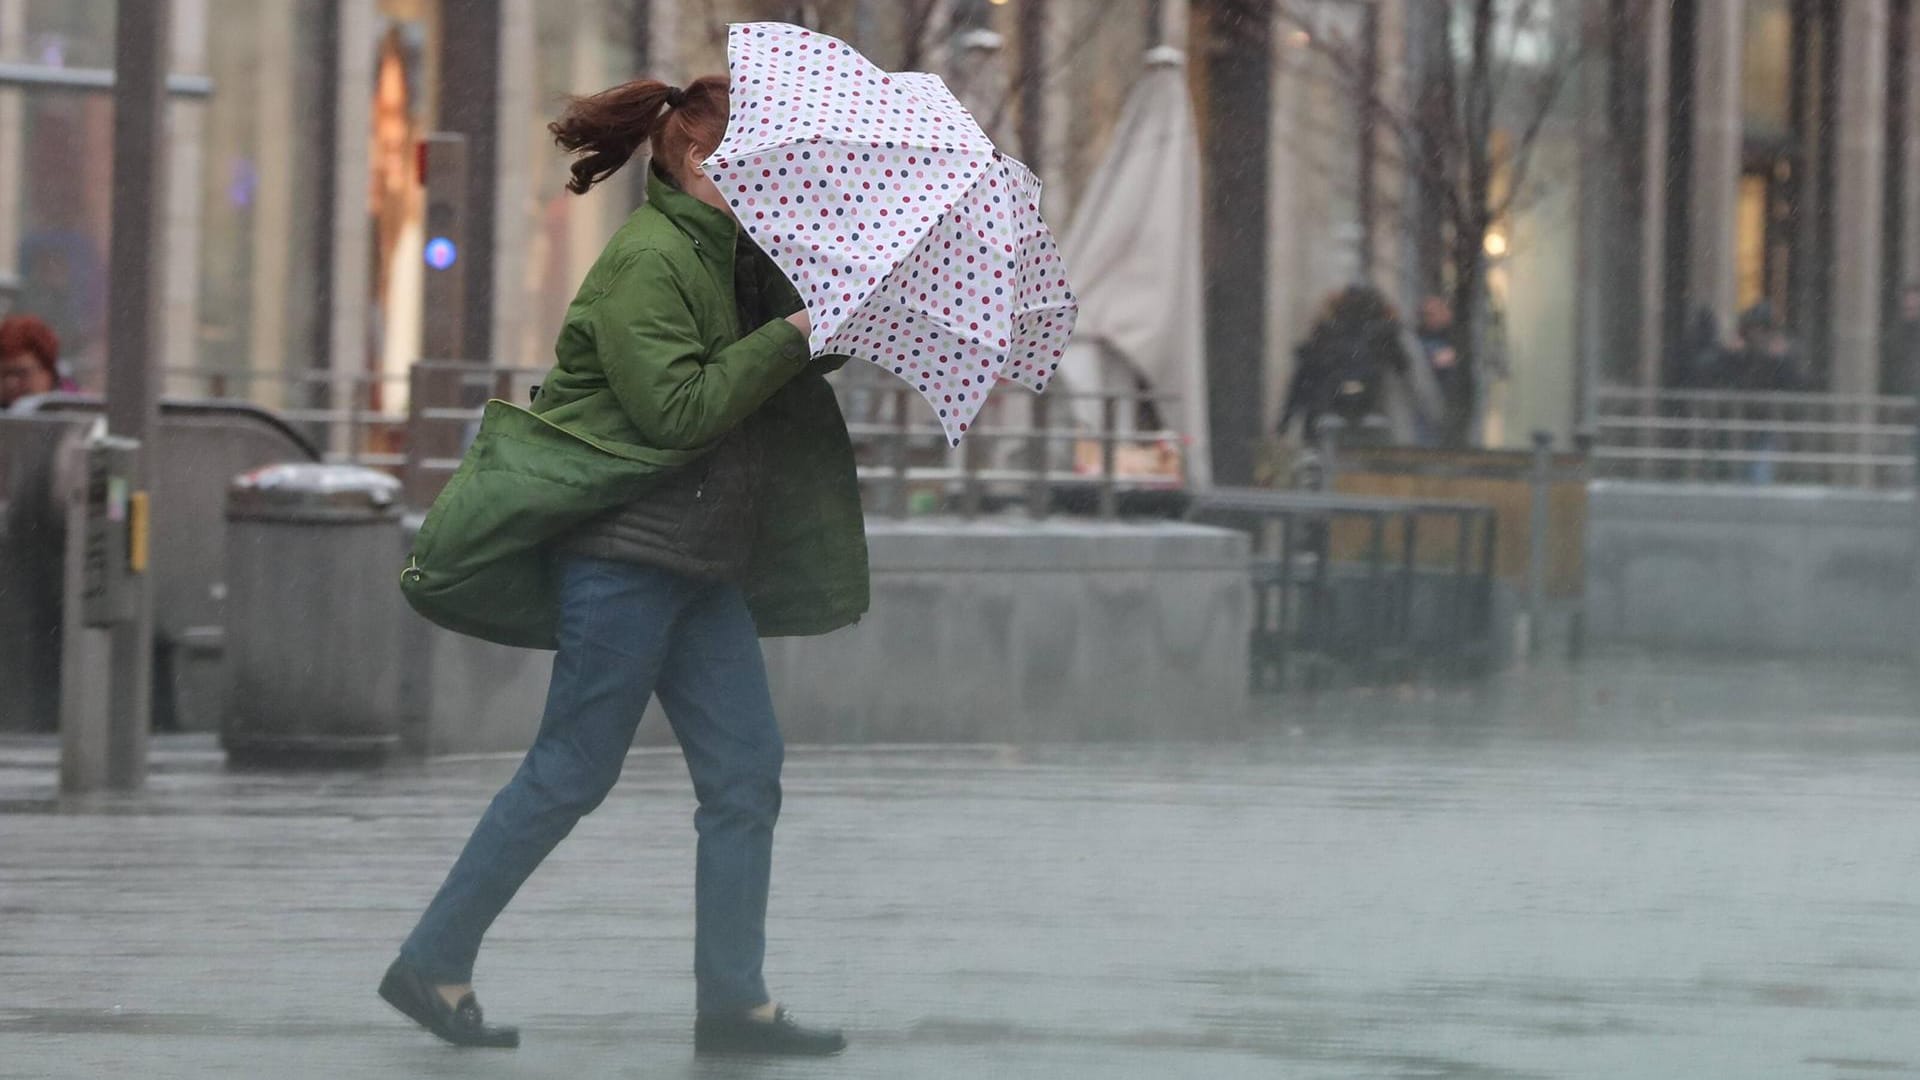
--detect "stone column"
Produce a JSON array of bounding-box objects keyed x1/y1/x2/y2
[
  {"x1": 1157, "y1": 0, "x2": 1188, "y2": 48},
  {"x1": 0, "y1": 0, "x2": 24, "y2": 296},
  {"x1": 323, "y1": 0, "x2": 375, "y2": 456},
  {"x1": 1688, "y1": 0, "x2": 1743, "y2": 334},
  {"x1": 490, "y1": 0, "x2": 534, "y2": 369},
  {"x1": 161, "y1": 0, "x2": 208, "y2": 397},
  {"x1": 246, "y1": 0, "x2": 298, "y2": 408},
  {"x1": 650, "y1": 0, "x2": 683, "y2": 80},
  {"x1": 1029, "y1": 0, "x2": 1075, "y2": 226},
  {"x1": 1368, "y1": 0, "x2": 1404, "y2": 297},
  {"x1": 574, "y1": 0, "x2": 620, "y2": 289},
  {"x1": 1263, "y1": 5, "x2": 1300, "y2": 433},
  {"x1": 1194, "y1": 0, "x2": 1270, "y2": 485},
  {"x1": 1904, "y1": 0, "x2": 1920, "y2": 288},
  {"x1": 438, "y1": 0, "x2": 501, "y2": 365},
  {"x1": 1831, "y1": 0, "x2": 1890, "y2": 395},
  {"x1": 1639, "y1": 0, "x2": 1672, "y2": 389}
]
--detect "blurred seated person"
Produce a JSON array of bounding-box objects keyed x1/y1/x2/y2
[
  {"x1": 1278, "y1": 285, "x2": 1441, "y2": 447},
  {"x1": 0, "y1": 314, "x2": 72, "y2": 409}
]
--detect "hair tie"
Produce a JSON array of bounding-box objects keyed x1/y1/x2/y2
[{"x1": 664, "y1": 85, "x2": 686, "y2": 108}]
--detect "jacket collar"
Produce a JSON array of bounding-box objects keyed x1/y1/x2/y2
[{"x1": 646, "y1": 167, "x2": 738, "y2": 265}]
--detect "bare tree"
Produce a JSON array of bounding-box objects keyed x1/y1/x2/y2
[{"x1": 1276, "y1": 0, "x2": 1638, "y2": 445}]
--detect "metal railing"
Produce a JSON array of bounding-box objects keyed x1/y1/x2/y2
[
  {"x1": 833, "y1": 364, "x2": 1186, "y2": 520},
  {"x1": 1593, "y1": 386, "x2": 1920, "y2": 488},
  {"x1": 146, "y1": 361, "x2": 1186, "y2": 518},
  {"x1": 158, "y1": 365, "x2": 417, "y2": 467},
  {"x1": 1187, "y1": 488, "x2": 1500, "y2": 691}
]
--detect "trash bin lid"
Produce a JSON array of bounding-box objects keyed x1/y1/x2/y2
[{"x1": 228, "y1": 463, "x2": 403, "y2": 522}]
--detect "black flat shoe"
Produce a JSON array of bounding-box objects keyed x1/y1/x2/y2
[
  {"x1": 695, "y1": 1006, "x2": 846, "y2": 1057},
  {"x1": 378, "y1": 957, "x2": 520, "y2": 1049}
]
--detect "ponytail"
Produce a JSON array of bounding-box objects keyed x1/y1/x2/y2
[{"x1": 549, "y1": 75, "x2": 730, "y2": 196}]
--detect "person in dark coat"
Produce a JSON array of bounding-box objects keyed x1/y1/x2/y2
[
  {"x1": 1413, "y1": 296, "x2": 1461, "y2": 443},
  {"x1": 1278, "y1": 286, "x2": 1440, "y2": 446},
  {"x1": 1715, "y1": 303, "x2": 1806, "y2": 392},
  {"x1": 1711, "y1": 303, "x2": 1805, "y2": 483}
]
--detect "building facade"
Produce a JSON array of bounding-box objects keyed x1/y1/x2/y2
[
  {"x1": 1639, "y1": 0, "x2": 1918, "y2": 400},
  {"x1": 9, "y1": 1, "x2": 1878, "y2": 463},
  {"x1": 0, "y1": 0, "x2": 1170, "y2": 419}
]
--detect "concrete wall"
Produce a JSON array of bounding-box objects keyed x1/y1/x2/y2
[
  {"x1": 1586, "y1": 482, "x2": 1916, "y2": 658},
  {"x1": 402, "y1": 519, "x2": 1255, "y2": 755}
]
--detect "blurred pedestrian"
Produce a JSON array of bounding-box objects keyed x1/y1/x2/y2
[
  {"x1": 1711, "y1": 303, "x2": 1804, "y2": 483},
  {"x1": 1715, "y1": 303, "x2": 1805, "y2": 393},
  {"x1": 380, "y1": 73, "x2": 857, "y2": 1057},
  {"x1": 1278, "y1": 285, "x2": 1442, "y2": 447},
  {"x1": 0, "y1": 314, "x2": 71, "y2": 409},
  {"x1": 1680, "y1": 306, "x2": 1722, "y2": 389},
  {"x1": 1413, "y1": 295, "x2": 1461, "y2": 444}
]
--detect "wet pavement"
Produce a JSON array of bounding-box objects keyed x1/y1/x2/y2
[{"x1": 2, "y1": 654, "x2": 1918, "y2": 1079}]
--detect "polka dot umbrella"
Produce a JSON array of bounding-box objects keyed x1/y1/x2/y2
[{"x1": 706, "y1": 22, "x2": 1078, "y2": 446}]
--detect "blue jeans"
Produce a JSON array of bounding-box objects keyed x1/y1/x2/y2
[{"x1": 399, "y1": 556, "x2": 784, "y2": 1013}]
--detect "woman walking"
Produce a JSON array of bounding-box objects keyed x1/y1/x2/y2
[{"x1": 379, "y1": 74, "x2": 867, "y2": 1056}]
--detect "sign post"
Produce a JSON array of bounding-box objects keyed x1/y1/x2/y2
[{"x1": 72, "y1": 0, "x2": 174, "y2": 792}]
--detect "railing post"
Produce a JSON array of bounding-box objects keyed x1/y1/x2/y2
[
  {"x1": 1026, "y1": 393, "x2": 1050, "y2": 520},
  {"x1": 1276, "y1": 512, "x2": 1296, "y2": 690},
  {"x1": 404, "y1": 364, "x2": 430, "y2": 508},
  {"x1": 344, "y1": 373, "x2": 365, "y2": 466},
  {"x1": 1524, "y1": 429, "x2": 1552, "y2": 658},
  {"x1": 1099, "y1": 395, "x2": 1119, "y2": 520},
  {"x1": 1911, "y1": 390, "x2": 1920, "y2": 673},
  {"x1": 1365, "y1": 511, "x2": 1387, "y2": 673},
  {"x1": 1909, "y1": 396, "x2": 1920, "y2": 490},
  {"x1": 1857, "y1": 397, "x2": 1873, "y2": 490},
  {"x1": 890, "y1": 384, "x2": 912, "y2": 519},
  {"x1": 960, "y1": 421, "x2": 983, "y2": 521},
  {"x1": 1398, "y1": 511, "x2": 1419, "y2": 660},
  {"x1": 1451, "y1": 509, "x2": 1473, "y2": 667},
  {"x1": 1479, "y1": 508, "x2": 1500, "y2": 668},
  {"x1": 1315, "y1": 416, "x2": 1344, "y2": 492}
]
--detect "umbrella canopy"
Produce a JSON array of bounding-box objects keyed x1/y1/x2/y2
[
  {"x1": 1056, "y1": 47, "x2": 1210, "y2": 488},
  {"x1": 706, "y1": 22, "x2": 1076, "y2": 445}
]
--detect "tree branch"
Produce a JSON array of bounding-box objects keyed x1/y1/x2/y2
[
  {"x1": 1486, "y1": 0, "x2": 1612, "y2": 220},
  {"x1": 1273, "y1": 4, "x2": 1469, "y2": 231},
  {"x1": 980, "y1": 2, "x2": 1117, "y2": 137}
]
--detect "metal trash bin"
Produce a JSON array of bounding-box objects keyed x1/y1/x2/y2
[{"x1": 221, "y1": 464, "x2": 407, "y2": 766}]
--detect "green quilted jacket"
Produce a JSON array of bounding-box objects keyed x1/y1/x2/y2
[{"x1": 400, "y1": 170, "x2": 870, "y2": 649}]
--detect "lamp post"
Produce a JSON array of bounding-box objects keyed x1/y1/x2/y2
[{"x1": 95, "y1": 0, "x2": 174, "y2": 792}]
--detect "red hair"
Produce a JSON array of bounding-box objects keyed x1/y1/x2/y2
[
  {"x1": 0, "y1": 314, "x2": 59, "y2": 378},
  {"x1": 549, "y1": 75, "x2": 730, "y2": 195}
]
